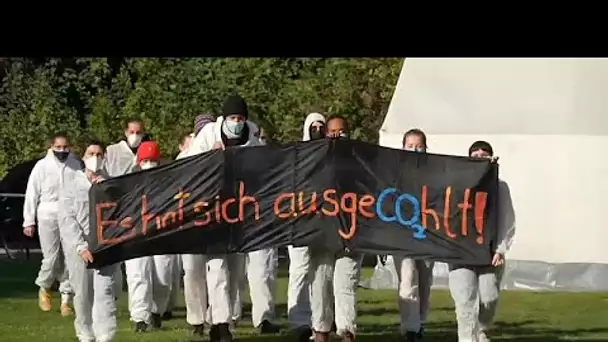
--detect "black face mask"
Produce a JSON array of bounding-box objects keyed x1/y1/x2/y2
[
  {"x1": 53, "y1": 150, "x2": 70, "y2": 162},
  {"x1": 309, "y1": 126, "x2": 326, "y2": 140},
  {"x1": 309, "y1": 130, "x2": 324, "y2": 140}
]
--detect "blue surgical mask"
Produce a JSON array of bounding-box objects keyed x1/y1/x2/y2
[
  {"x1": 405, "y1": 147, "x2": 425, "y2": 153},
  {"x1": 225, "y1": 120, "x2": 245, "y2": 135}
]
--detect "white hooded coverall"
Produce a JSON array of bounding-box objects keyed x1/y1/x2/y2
[
  {"x1": 187, "y1": 116, "x2": 277, "y2": 328},
  {"x1": 286, "y1": 113, "x2": 326, "y2": 330},
  {"x1": 306, "y1": 114, "x2": 364, "y2": 336},
  {"x1": 448, "y1": 180, "x2": 516, "y2": 342},
  {"x1": 23, "y1": 150, "x2": 78, "y2": 297},
  {"x1": 59, "y1": 170, "x2": 117, "y2": 342}
]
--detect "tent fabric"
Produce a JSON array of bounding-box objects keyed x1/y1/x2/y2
[{"x1": 365, "y1": 58, "x2": 608, "y2": 291}]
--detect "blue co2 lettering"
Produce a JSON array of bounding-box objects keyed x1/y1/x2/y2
[{"x1": 375, "y1": 188, "x2": 427, "y2": 240}]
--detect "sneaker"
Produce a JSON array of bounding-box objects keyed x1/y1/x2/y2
[
  {"x1": 209, "y1": 324, "x2": 219, "y2": 342},
  {"x1": 342, "y1": 330, "x2": 356, "y2": 342},
  {"x1": 217, "y1": 323, "x2": 233, "y2": 342},
  {"x1": 162, "y1": 311, "x2": 173, "y2": 320},
  {"x1": 259, "y1": 320, "x2": 280, "y2": 334},
  {"x1": 38, "y1": 288, "x2": 52, "y2": 312},
  {"x1": 477, "y1": 330, "x2": 491, "y2": 342},
  {"x1": 150, "y1": 313, "x2": 162, "y2": 329},
  {"x1": 135, "y1": 321, "x2": 147, "y2": 332},
  {"x1": 190, "y1": 324, "x2": 205, "y2": 342},
  {"x1": 60, "y1": 303, "x2": 74, "y2": 317}
]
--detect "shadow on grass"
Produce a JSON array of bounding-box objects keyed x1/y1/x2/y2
[{"x1": 0, "y1": 257, "x2": 41, "y2": 298}]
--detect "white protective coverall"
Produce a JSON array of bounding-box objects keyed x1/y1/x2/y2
[
  {"x1": 186, "y1": 116, "x2": 276, "y2": 327},
  {"x1": 175, "y1": 149, "x2": 209, "y2": 326},
  {"x1": 393, "y1": 257, "x2": 434, "y2": 335},
  {"x1": 286, "y1": 112, "x2": 326, "y2": 330},
  {"x1": 448, "y1": 180, "x2": 516, "y2": 342},
  {"x1": 23, "y1": 150, "x2": 79, "y2": 299},
  {"x1": 121, "y1": 164, "x2": 175, "y2": 324},
  {"x1": 103, "y1": 140, "x2": 137, "y2": 299},
  {"x1": 60, "y1": 169, "x2": 117, "y2": 342},
  {"x1": 310, "y1": 248, "x2": 363, "y2": 337}
]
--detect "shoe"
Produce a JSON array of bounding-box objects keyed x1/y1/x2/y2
[
  {"x1": 342, "y1": 330, "x2": 356, "y2": 342},
  {"x1": 60, "y1": 303, "x2": 74, "y2": 317},
  {"x1": 217, "y1": 323, "x2": 233, "y2": 342},
  {"x1": 314, "y1": 330, "x2": 330, "y2": 342},
  {"x1": 150, "y1": 313, "x2": 162, "y2": 329},
  {"x1": 38, "y1": 288, "x2": 52, "y2": 312},
  {"x1": 293, "y1": 326, "x2": 313, "y2": 342},
  {"x1": 209, "y1": 324, "x2": 219, "y2": 342},
  {"x1": 162, "y1": 311, "x2": 173, "y2": 320},
  {"x1": 477, "y1": 330, "x2": 491, "y2": 342},
  {"x1": 404, "y1": 331, "x2": 419, "y2": 342},
  {"x1": 259, "y1": 319, "x2": 280, "y2": 334},
  {"x1": 190, "y1": 324, "x2": 205, "y2": 342},
  {"x1": 135, "y1": 321, "x2": 147, "y2": 332}
]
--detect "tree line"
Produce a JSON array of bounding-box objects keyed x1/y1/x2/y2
[{"x1": 0, "y1": 58, "x2": 403, "y2": 177}]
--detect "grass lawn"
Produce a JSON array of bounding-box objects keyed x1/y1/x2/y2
[{"x1": 0, "y1": 257, "x2": 607, "y2": 341}]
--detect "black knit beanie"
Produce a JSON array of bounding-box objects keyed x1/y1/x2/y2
[
  {"x1": 468, "y1": 140, "x2": 494, "y2": 156},
  {"x1": 222, "y1": 93, "x2": 248, "y2": 119}
]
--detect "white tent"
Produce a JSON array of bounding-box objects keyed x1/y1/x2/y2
[{"x1": 364, "y1": 58, "x2": 608, "y2": 291}]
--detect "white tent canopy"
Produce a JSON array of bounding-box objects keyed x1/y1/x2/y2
[{"x1": 364, "y1": 58, "x2": 608, "y2": 291}]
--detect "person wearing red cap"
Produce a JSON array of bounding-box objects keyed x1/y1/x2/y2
[{"x1": 123, "y1": 141, "x2": 175, "y2": 333}]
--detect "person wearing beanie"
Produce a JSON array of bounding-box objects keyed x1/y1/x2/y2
[
  {"x1": 448, "y1": 141, "x2": 515, "y2": 342},
  {"x1": 123, "y1": 141, "x2": 175, "y2": 333},
  {"x1": 183, "y1": 93, "x2": 271, "y2": 342}
]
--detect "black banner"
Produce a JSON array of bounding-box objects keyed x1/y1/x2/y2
[{"x1": 88, "y1": 139, "x2": 498, "y2": 269}]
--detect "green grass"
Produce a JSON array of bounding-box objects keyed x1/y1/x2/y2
[{"x1": 0, "y1": 257, "x2": 607, "y2": 341}]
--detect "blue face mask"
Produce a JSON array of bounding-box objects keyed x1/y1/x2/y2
[
  {"x1": 225, "y1": 120, "x2": 245, "y2": 135},
  {"x1": 405, "y1": 147, "x2": 425, "y2": 153}
]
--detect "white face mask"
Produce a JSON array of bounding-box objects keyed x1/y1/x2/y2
[
  {"x1": 127, "y1": 134, "x2": 143, "y2": 148},
  {"x1": 84, "y1": 156, "x2": 103, "y2": 172},
  {"x1": 140, "y1": 161, "x2": 158, "y2": 170}
]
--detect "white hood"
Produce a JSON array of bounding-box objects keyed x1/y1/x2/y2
[{"x1": 303, "y1": 112, "x2": 326, "y2": 141}]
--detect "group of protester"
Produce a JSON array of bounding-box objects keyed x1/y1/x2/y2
[{"x1": 21, "y1": 92, "x2": 514, "y2": 342}]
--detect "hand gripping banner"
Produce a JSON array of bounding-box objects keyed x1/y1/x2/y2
[{"x1": 88, "y1": 139, "x2": 498, "y2": 269}]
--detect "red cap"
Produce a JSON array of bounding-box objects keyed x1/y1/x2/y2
[{"x1": 137, "y1": 141, "x2": 161, "y2": 164}]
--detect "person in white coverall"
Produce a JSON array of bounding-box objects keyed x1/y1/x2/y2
[
  {"x1": 103, "y1": 119, "x2": 147, "y2": 303},
  {"x1": 394, "y1": 128, "x2": 435, "y2": 342},
  {"x1": 60, "y1": 139, "x2": 118, "y2": 342},
  {"x1": 120, "y1": 141, "x2": 175, "y2": 332},
  {"x1": 165, "y1": 131, "x2": 197, "y2": 321},
  {"x1": 22, "y1": 133, "x2": 76, "y2": 316},
  {"x1": 448, "y1": 141, "x2": 515, "y2": 342},
  {"x1": 185, "y1": 93, "x2": 277, "y2": 342},
  {"x1": 288, "y1": 112, "x2": 326, "y2": 341},
  {"x1": 310, "y1": 116, "x2": 363, "y2": 342},
  {"x1": 175, "y1": 115, "x2": 216, "y2": 340}
]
